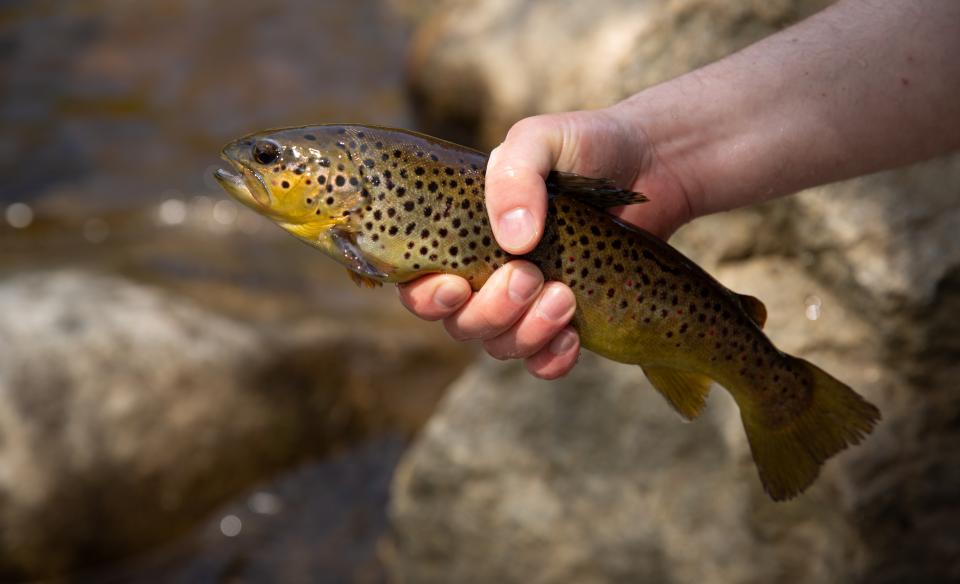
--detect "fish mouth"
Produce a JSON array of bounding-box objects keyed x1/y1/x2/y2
[{"x1": 214, "y1": 157, "x2": 272, "y2": 210}]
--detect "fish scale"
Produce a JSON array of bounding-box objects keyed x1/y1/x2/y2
[{"x1": 215, "y1": 123, "x2": 880, "y2": 501}]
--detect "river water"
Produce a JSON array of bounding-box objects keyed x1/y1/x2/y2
[{"x1": 0, "y1": 1, "x2": 466, "y2": 581}]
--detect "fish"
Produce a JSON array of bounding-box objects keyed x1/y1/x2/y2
[{"x1": 215, "y1": 123, "x2": 881, "y2": 500}]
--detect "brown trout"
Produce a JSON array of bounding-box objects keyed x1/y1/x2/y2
[{"x1": 215, "y1": 124, "x2": 880, "y2": 500}]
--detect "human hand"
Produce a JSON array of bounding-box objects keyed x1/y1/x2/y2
[{"x1": 398, "y1": 106, "x2": 693, "y2": 378}]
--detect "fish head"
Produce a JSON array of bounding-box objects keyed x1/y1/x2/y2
[{"x1": 215, "y1": 126, "x2": 365, "y2": 232}]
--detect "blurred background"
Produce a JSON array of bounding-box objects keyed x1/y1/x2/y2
[{"x1": 2, "y1": 0, "x2": 959, "y2": 583}]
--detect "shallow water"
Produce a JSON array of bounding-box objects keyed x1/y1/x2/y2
[
  {"x1": 0, "y1": 0, "x2": 411, "y2": 213},
  {"x1": 0, "y1": 1, "x2": 464, "y2": 581}
]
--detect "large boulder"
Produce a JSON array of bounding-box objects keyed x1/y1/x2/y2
[
  {"x1": 0, "y1": 269, "x2": 467, "y2": 579},
  {"x1": 388, "y1": 258, "x2": 890, "y2": 584},
  {"x1": 386, "y1": 0, "x2": 960, "y2": 582},
  {"x1": 397, "y1": 0, "x2": 830, "y2": 148}
]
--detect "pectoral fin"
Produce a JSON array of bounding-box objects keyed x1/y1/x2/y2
[
  {"x1": 346, "y1": 269, "x2": 384, "y2": 288},
  {"x1": 641, "y1": 365, "x2": 714, "y2": 421},
  {"x1": 330, "y1": 228, "x2": 390, "y2": 286}
]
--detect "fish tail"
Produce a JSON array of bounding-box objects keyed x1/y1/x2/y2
[{"x1": 740, "y1": 357, "x2": 881, "y2": 501}]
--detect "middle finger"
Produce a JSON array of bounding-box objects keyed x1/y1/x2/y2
[{"x1": 442, "y1": 260, "x2": 543, "y2": 341}]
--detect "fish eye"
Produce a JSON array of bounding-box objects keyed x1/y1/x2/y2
[{"x1": 252, "y1": 140, "x2": 280, "y2": 165}]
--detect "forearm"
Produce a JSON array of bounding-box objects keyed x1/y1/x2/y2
[{"x1": 616, "y1": 0, "x2": 960, "y2": 217}]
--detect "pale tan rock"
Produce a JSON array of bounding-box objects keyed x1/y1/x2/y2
[
  {"x1": 0, "y1": 270, "x2": 466, "y2": 579},
  {"x1": 388, "y1": 0, "x2": 960, "y2": 582}
]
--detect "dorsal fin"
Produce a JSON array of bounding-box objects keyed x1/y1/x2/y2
[
  {"x1": 545, "y1": 171, "x2": 647, "y2": 208},
  {"x1": 736, "y1": 293, "x2": 767, "y2": 329}
]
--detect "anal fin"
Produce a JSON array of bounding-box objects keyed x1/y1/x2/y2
[{"x1": 641, "y1": 365, "x2": 713, "y2": 421}]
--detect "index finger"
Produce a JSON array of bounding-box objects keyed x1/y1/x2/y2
[{"x1": 484, "y1": 116, "x2": 565, "y2": 255}]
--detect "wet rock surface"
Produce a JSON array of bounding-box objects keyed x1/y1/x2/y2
[
  {"x1": 0, "y1": 267, "x2": 469, "y2": 580},
  {"x1": 387, "y1": 0, "x2": 960, "y2": 582},
  {"x1": 91, "y1": 437, "x2": 405, "y2": 584}
]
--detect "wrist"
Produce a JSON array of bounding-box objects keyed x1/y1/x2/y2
[{"x1": 606, "y1": 82, "x2": 715, "y2": 226}]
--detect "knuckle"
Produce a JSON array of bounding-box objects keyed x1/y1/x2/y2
[
  {"x1": 442, "y1": 318, "x2": 472, "y2": 342},
  {"x1": 508, "y1": 114, "x2": 551, "y2": 139}
]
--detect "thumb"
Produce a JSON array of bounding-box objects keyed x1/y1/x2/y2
[{"x1": 484, "y1": 117, "x2": 565, "y2": 254}]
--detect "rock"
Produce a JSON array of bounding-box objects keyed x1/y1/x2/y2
[
  {"x1": 88, "y1": 436, "x2": 406, "y2": 584},
  {"x1": 388, "y1": 0, "x2": 960, "y2": 582},
  {"x1": 0, "y1": 270, "x2": 468, "y2": 580},
  {"x1": 388, "y1": 258, "x2": 887, "y2": 584},
  {"x1": 395, "y1": 0, "x2": 830, "y2": 148}
]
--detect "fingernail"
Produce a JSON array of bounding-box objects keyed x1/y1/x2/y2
[
  {"x1": 486, "y1": 144, "x2": 503, "y2": 171},
  {"x1": 498, "y1": 207, "x2": 535, "y2": 250},
  {"x1": 549, "y1": 329, "x2": 577, "y2": 355},
  {"x1": 507, "y1": 264, "x2": 542, "y2": 305},
  {"x1": 434, "y1": 282, "x2": 468, "y2": 309},
  {"x1": 535, "y1": 286, "x2": 575, "y2": 323}
]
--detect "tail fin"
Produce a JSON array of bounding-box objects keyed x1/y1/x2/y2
[{"x1": 741, "y1": 357, "x2": 881, "y2": 501}]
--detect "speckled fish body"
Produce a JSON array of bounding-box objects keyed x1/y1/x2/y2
[{"x1": 215, "y1": 124, "x2": 880, "y2": 500}]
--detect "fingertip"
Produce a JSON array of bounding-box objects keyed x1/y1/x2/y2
[
  {"x1": 397, "y1": 274, "x2": 471, "y2": 321},
  {"x1": 524, "y1": 328, "x2": 580, "y2": 380},
  {"x1": 485, "y1": 121, "x2": 559, "y2": 255}
]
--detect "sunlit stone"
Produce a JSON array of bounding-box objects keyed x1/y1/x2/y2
[
  {"x1": 219, "y1": 514, "x2": 242, "y2": 537},
  {"x1": 5, "y1": 203, "x2": 33, "y2": 229}
]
